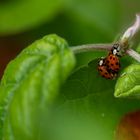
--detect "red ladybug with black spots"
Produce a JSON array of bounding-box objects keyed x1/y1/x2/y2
[
  {"x1": 98, "y1": 43, "x2": 121, "y2": 79},
  {"x1": 98, "y1": 57, "x2": 117, "y2": 79},
  {"x1": 106, "y1": 43, "x2": 121, "y2": 73}
]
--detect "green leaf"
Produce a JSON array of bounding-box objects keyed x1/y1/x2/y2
[
  {"x1": 0, "y1": 34, "x2": 75, "y2": 140},
  {"x1": 0, "y1": 0, "x2": 62, "y2": 35},
  {"x1": 44, "y1": 60, "x2": 140, "y2": 140},
  {"x1": 114, "y1": 64, "x2": 140, "y2": 98}
]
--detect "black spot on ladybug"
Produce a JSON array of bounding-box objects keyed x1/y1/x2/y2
[
  {"x1": 106, "y1": 60, "x2": 109, "y2": 63},
  {"x1": 105, "y1": 72, "x2": 108, "y2": 75},
  {"x1": 116, "y1": 62, "x2": 119, "y2": 65},
  {"x1": 99, "y1": 69, "x2": 103, "y2": 72},
  {"x1": 113, "y1": 58, "x2": 115, "y2": 60},
  {"x1": 106, "y1": 66, "x2": 110, "y2": 71},
  {"x1": 111, "y1": 63, "x2": 114, "y2": 66},
  {"x1": 110, "y1": 56, "x2": 112, "y2": 59}
]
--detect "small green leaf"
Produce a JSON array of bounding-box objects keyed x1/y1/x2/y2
[
  {"x1": 0, "y1": 34, "x2": 75, "y2": 140},
  {"x1": 115, "y1": 64, "x2": 140, "y2": 98}
]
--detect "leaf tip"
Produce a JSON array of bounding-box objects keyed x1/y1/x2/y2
[{"x1": 114, "y1": 91, "x2": 123, "y2": 98}]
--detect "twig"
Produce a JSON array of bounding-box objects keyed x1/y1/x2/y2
[
  {"x1": 126, "y1": 49, "x2": 140, "y2": 62},
  {"x1": 71, "y1": 44, "x2": 112, "y2": 54}
]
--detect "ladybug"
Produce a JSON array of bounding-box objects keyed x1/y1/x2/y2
[
  {"x1": 97, "y1": 43, "x2": 121, "y2": 79},
  {"x1": 98, "y1": 57, "x2": 117, "y2": 79},
  {"x1": 106, "y1": 43, "x2": 121, "y2": 73}
]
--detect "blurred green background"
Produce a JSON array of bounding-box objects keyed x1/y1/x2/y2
[
  {"x1": 0, "y1": 0, "x2": 140, "y2": 77},
  {"x1": 1, "y1": 1, "x2": 140, "y2": 140}
]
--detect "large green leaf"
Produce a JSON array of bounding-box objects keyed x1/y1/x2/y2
[
  {"x1": 44, "y1": 60, "x2": 140, "y2": 140},
  {"x1": 0, "y1": 34, "x2": 75, "y2": 140},
  {"x1": 0, "y1": 0, "x2": 62, "y2": 35}
]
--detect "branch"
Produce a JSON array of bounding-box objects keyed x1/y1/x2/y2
[
  {"x1": 71, "y1": 43, "x2": 112, "y2": 54},
  {"x1": 126, "y1": 49, "x2": 140, "y2": 62}
]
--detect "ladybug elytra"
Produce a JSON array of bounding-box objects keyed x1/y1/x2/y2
[
  {"x1": 98, "y1": 57, "x2": 117, "y2": 79},
  {"x1": 97, "y1": 43, "x2": 121, "y2": 79},
  {"x1": 106, "y1": 53, "x2": 120, "y2": 73}
]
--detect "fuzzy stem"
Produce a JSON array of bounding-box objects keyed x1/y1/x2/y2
[
  {"x1": 71, "y1": 43, "x2": 112, "y2": 54},
  {"x1": 71, "y1": 44, "x2": 140, "y2": 63},
  {"x1": 126, "y1": 49, "x2": 140, "y2": 62}
]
